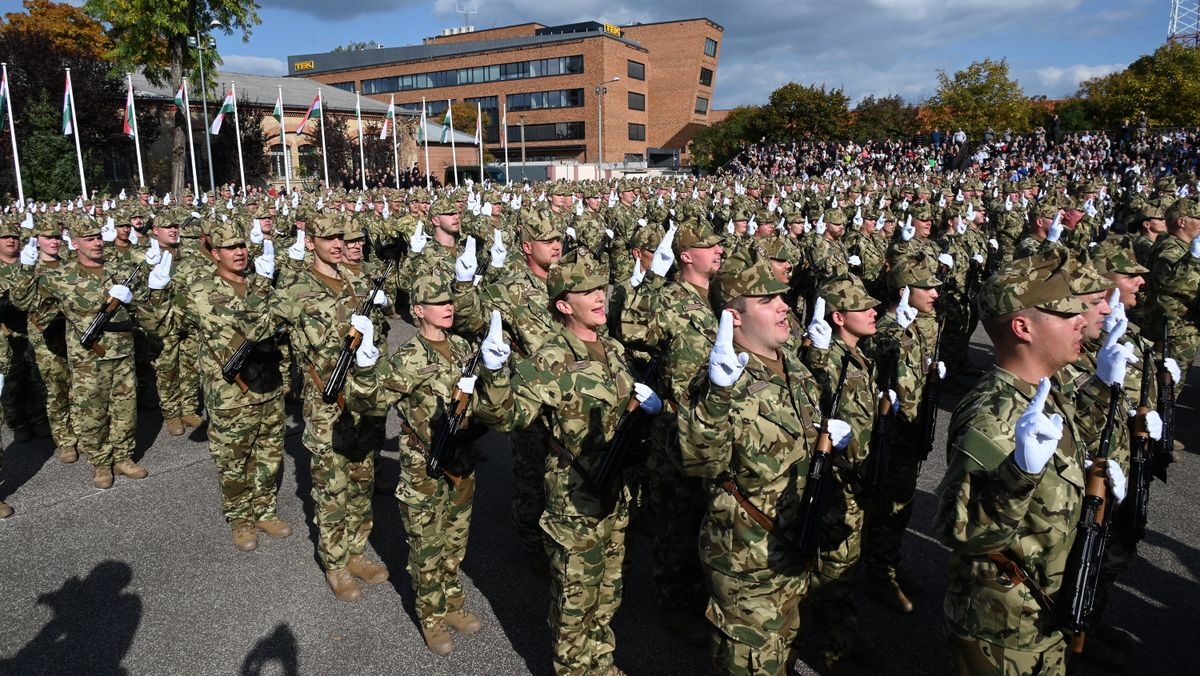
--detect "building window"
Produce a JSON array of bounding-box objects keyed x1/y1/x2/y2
[
  {"x1": 627, "y1": 60, "x2": 645, "y2": 81},
  {"x1": 330, "y1": 81, "x2": 356, "y2": 93},
  {"x1": 506, "y1": 88, "x2": 585, "y2": 112},
  {"x1": 465, "y1": 95, "x2": 500, "y2": 143},
  {"x1": 628, "y1": 123, "x2": 646, "y2": 141},
  {"x1": 627, "y1": 92, "x2": 645, "y2": 111},
  {"x1": 704, "y1": 38, "x2": 718, "y2": 57},
  {"x1": 695, "y1": 97, "x2": 709, "y2": 115},
  {"x1": 398, "y1": 100, "x2": 449, "y2": 117},
  {"x1": 700, "y1": 68, "x2": 713, "y2": 87},
  {"x1": 361, "y1": 55, "x2": 584, "y2": 94},
  {"x1": 506, "y1": 121, "x2": 586, "y2": 143},
  {"x1": 269, "y1": 144, "x2": 289, "y2": 178}
]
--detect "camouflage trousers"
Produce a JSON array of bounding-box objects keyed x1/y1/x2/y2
[
  {"x1": 511, "y1": 424, "x2": 550, "y2": 557},
  {"x1": 647, "y1": 421, "x2": 707, "y2": 612},
  {"x1": 149, "y1": 331, "x2": 202, "y2": 419},
  {"x1": 2, "y1": 336, "x2": 46, "y2": 430},
  {"x1": 946, "y1": 628, "x2": 1067, "y2": 676},
  {"x1": 705, "y1": 566, "x2": 807, "y2": 676},
  {"x1": 72, "y1": 355, "x2": 136, "y2": 467},
  {"x1": 862, "y1": 450, "x2": 921, "y2": 581},
  {"x1": 396, "y1": 444, "x2": 475, "y2": 629},
  {"x1": 30, "y1": 332, "x2": 75, "y2": 450},
  {"x1": 541, "y1": 500, "x2": 629, "y2": 676},
  {"x1": 207, "y1": 398, "x2": 285, "y2": 524},
  {"x1": 942, "y1": 291, "x2": 976, "y2": 371},
  {"x1": 809, "y1": 477, "x2": 868, "y2": 664},
  {"x1": 303, "y1": 395, "x2": 375, "y2": 571}
]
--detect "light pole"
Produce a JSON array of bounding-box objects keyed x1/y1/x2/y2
[
  {"x1": 594, "y1": 76, "x2": 619, "y2": 177},
  {"x1": 187, "y1": 20, "x2": 222, "y2": 194},
  {"x1": 519, "y1": 115, "x2": 526, "y2": 180}
]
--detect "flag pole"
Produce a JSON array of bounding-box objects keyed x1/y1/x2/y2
[
  {"x1": 390, "y1": 94, "x2": 399, "y2": 190},
  {"x1": 127, "y1": 72, "x2": 145, "y2": 189},
  {"x1": 355, "y1": 90, "x2": 367, "y2": 191},
  {"x1": 421, "y1": 97, "x2": 430, "y2": 191},
  {"x1": 502, "y1": 102, "x2": 510, "y2": 186},
  {"x1": 181, "y1": 77, "x2": 200, "y2": 195},
  {"x1": 2, "y1": 63, "x2": 24, "y2": 204},
  {"x1": 66, "y1": 69, "x2": 87, "y2": 200},
  {"x1": 318, "y1": 89, "x2": 329, "y2": 189},
  {"x1": 231, "y1": 81, "x2": 246, "y2": 195},
  {"x1": 448, "y1": 99, "x2": 458, "y2": 186},
  {"x1": 477, "y1": 101, "x2": 484, "y2": 180},
  {"x1": 277, "y1": 85, "x2": 291, "y2": 194}
]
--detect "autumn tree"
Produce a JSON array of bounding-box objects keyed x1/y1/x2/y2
[
  {"x1": 688, "y1": 106, "x2": 765, "y2": 172},
  {"x1": 759, "y1": 82, "x2": 850, "y2": 142},
  {"x1": 923, "y1": 58, "x2": 1032, "y2": 137},
  {"x1": 1079, "y1": 43, "x2": 1200, "y2": 128},
  {"x1": 851, "y1": 95, "x2": 920, "y2": 141}
]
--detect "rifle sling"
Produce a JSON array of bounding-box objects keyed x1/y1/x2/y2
[
  {"x1": 399, "y1": 416, "x2": 464, "y2": 489},
  {"x1": 987, "y1": 550, "x2": 1055, "y2": 614},
  {"x1": 718, "y1": 473, "x2": 790, "y2": 546}
]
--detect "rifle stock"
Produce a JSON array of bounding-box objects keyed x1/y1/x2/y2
[
  {"x1": 587, "y1": 351, "x2": 663, "y2": 500},
  {"x1": 1116, "y1": 348, "x2": 1154, "y2": 546},
  {"x1": 426, "y1": 348, "x2": 483, "y2": 482},
  {"x1": 793, "y1": 356, "x2": 850, "y2": 564},
  {"x1": 320, "y1": 261, "x2": 394, "y2": 405},
  {"x1": 1153, "y1": 317, "x2": 1175, "y2": 482},
  {"x1": 80, "y1": 264, "x2": 144, "y2": 353}
]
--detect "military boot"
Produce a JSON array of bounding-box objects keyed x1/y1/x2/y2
[
  {"x1": 444, "y1": 609, "x2": 482, "y2": 634},
  {"x1": 866, "y1": 575, "x2": 913, "y2": 614},
  {"x1": 256, "y1": 518, "x2": 292, "y2": 539},
  {"x1": 347, "y1": 554, "x2": 389, "y2": 584},
  {"x1": 57, "y1": 445, "x2": 78, "y2": 464},
  {"x1": 324, "y1": 568, "x2": 361, "y2": 602},
  {"x1": 232, "y1": 521, "x2": 258, "y2": 551},
  {"x1": 420, "y1": 622, "x2": 454, "y2": 655},
  {"x1": 165, "y1": 417, "x2": 185, "y2": 436},
  {"x1": 0, "y1": 500, "x2": 13, "y2": 519},
  {"x1": 180, "y1": 414, "x2": 204, "y2": 429},
  {"x1": 93, "y1": 465, "x2": 114, "y2": 490},
  {"x1": 113, "y1": 459, "x2": 148, "y2": 480}
]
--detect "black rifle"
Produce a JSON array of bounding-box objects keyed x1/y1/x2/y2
[
  {"x1": 221, "y1": 338, "x2": 256, "y2": 394},
  {"x1": 864, "y1": 349, "x2": 898, "y2": 496},
  {"x1": 1062, "y1": 383, "x2": 1121, "y2": 654},
  {"x1": 1153, "y1": 317, "x2": 1175, "y2": 481},
  {"x1": 320, "y1": 261, "x2": 395, "y2": 405},
  {"x1": 80, "y1": 264, "x2": 144, "y2": 354},
  {"x1": 1115, "y1": 348, "x2": 1154, "y2": 546},
  {"x1": 587, "y1": 351, "x2": 664, "y2": 500},
  {"x1": 426, "y1": 348, "x2": 484, "y2": 484},
  {"x1": 917, "y1": 313, "x2": 948, "y2": 461},
  {"x1": 794, "y1": 356, "x2": 850, "y2": 565}
]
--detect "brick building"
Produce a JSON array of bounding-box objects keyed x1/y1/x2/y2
[{"x1": 286, "y1": 18, "x2": 722, "y2": 172}]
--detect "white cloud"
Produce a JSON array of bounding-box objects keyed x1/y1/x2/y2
[
  {"x1": 221, "y1": 55, "x2": 288, "y2": 76},
  {"x1": 1034, "y1": 63, "x2": 1125, "y2": 92}
]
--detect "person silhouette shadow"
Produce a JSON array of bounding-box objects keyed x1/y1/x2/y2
[
  {"x1": 240, "y1": 624, "x2": 300, "y2": 676},
  {"x1": 0, "y1": 560, "x2": 141, "y2": 676}
]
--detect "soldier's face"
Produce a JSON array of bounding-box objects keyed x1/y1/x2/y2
[
  {"x1": 37, "y1": 235, "x2": 60, "y2": 257},
  {"x1": 550, "y1": 194, "x2": 566, "y2": 209},
  {"x1": 619, "y1": 190, "x2": 635, "y2": 204},
  {"x1": 116, "y1": 224, "x2": 131, "y2": 242},
  {"x1": 586, "y1": 197, "x2": 601, "y2": 211},
  {"x1": 769, "y1": 259, "x2": 791, "y2": 284},
  {"x1": 130, "y1": 216, "x2": 144, "y2": 229},
  {"x1": 434, "y1": 213, "x2": 460, "y2": 235},
  {"x1": 1106, "y1": 273, "x2": 1144, "y2": 308},
  {"x1": 1079, "y1": 290, "x2": 1112, "y2": 341},
  {"x1": 523, "y1": 238, "x2": 561, "y2": 269},
  {"x1": 834, "y1": 307, "x2": 877, "y2": 340},
  {"x1": 213, "y1": 244, "x2": 248, "y2": 275},
  {"x1": 1144, "y1": 218, "x2": 1166, "y2": 235},
  {"x1": 343, "y1": 239, "x2": 364, "y2": 262},
  {"x1": 415, "y1": 302, "x2": 454, "y2": 330},
  {"x1": 909, "y1": 286, "x2": 938, "y2": 314},
  {"x1": 914, "y1": 219, "x2": 932, "y2": 238},
  {"x1": 557, "y1": 288, "x2": 606, "y2": 330},
  {"x1": 732, "y1": 220, "x2": 748, "y2": 235},
  {"x1": 309, "y1": 235, "x2": 343, "y2": 265},
  {"x1": 0, "y1": 236, "x2": 17, "y2": 256},
  {"x1": 76, "y1": 234, "x2": 103, "y2": 263},
  {"x1": 682, "y1": 245, "x2": 722, "y2": 278},
  {"x1": 1025, "y1": 309, "x2": 1086, "y2": 367},
  {"x1": 259, "y1": 218, "x2": 273, "y2": 233},
  {"x1": 734, "y1": 294, "x2": 790, "y2": 350},
  {"x1": 154, "y1": 225, "x2": 179, "y2": 246}
]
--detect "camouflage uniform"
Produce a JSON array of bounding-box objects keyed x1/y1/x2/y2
[
  {"x1": 1144, "y1": 198, "x2": 1200, "y2": 390},
  {"x1": 146, "y1": 243, "x2": 203, "y2": 426}
]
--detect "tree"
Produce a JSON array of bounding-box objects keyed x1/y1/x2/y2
[
  {"x1": 759, "y1": 82, "x2": 850, "y2": 142},
  {"x1": 84, "y1": 0, "x2": 261, "y2": 195},
  {"x1": 332, "y1": 41, "x2": 381, "y2": 52},
  {"x1": 1079, "y1": 43, "x2": 1200, "y2": 128},
  {"x1": 301, "y1": 114, "x2": 353, "y2": 187},
  {"x1": 851, "y1": 95, "x2": 920, "y2": 141},
  {"x1": 448, "y1": 101, "x2": 488, "y2": 136},
  {"x1": 923, "y1": 58, "x2": 1031, "y2": 137},
  {"x1": 688, "y1": 105, "x2": 765, "y2": 172},
  {"x1": 206, "y1": 95, "x2": 268, "y2": 188}
]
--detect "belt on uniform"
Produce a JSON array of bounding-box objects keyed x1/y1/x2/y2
[{"x1": 986, "y1": 550, "x2": 1055, "y2": 614}]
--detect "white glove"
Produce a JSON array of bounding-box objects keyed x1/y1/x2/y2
[
  {"x1": 457, "y1": 376, "x2": 477, "y2": 395},
  {"x1": 1191, "y1": 235, "x2": 1200, "y2": 259},
  {"x1": 900, "y1": 217, "x2": 915, "y2": 241},
  {"x1": 955, "y1": 219, "x2": 968, "y2": 235},
  {"x1": 1163, "y1": 357, "x2": 1182, "y2": 385},
  {"x1": 847, "y1": 254, "x2": 862, "y2": 267},
  {"x1": 129, "y1": 228, "x2": 139, "y2": 245},
  {"x1": 350, "y1": 314, "x2": 379, "y2": 368},
  {"x1": 725, "y1": 219, "x2": 735, "y2": 235},
  {"x1": 108, "y1": 284, "x2": 134, "y2": 305},
  {"x1": 1046, "y1": 212, "x2": 1063, "y2": 243},
  {"x1": 709, "y1": 310, "x2": 749, "y2": 388},
  {"x1": 988, "y1": 237, "x2": 999, "y2": 251},
  {"x1": 650, "y1": 224, "x2": 676, "y2": 277},
  {"x1": 1137, "y1": 409, "x2": 1164, "y2": 441},
  {"x1": 1107, "y1": 461, "x2": 1128, "y2": 504},
  {"x1": 1013, "y1": 378, "x2": 1064, "y2": 474},
  {"x1": 629, "y1": 257, "x2": 646, "y2": 288},
  {"x1": 488, "y1": 229, "x2": 508, "y2": 270},
  {"x1": 481, "y1": 310, "x2": 511, "y2": 371},
  {"x1": 409, "y1": 221, "x2": 429, "y2": 254},
  {"x1": 147, "y1": 251, "x2": 173, "y2": 290},
  {"x1": 371, "y1": 289, "x2": 388, "y2": 307},
  {"x1": 19, "y1": 237, "x2": 37, "y2": 266},
  {"x1": 937, "y1": 253, "x2": 954, "y2": 269},
  {"x1": 1101, "y1": 289, "x2": 1125, "y2": 335},
  {"x1": 826, "y1": 419, "x2": 852, "y2": 449},
  {"x1": 144, "y1": 238, "x2": 162, "y2": 265},
  {"x1": 565, "y1": 226, "x2": 577, "y2": 240},
  {"x1": 455, "y1": 236, "x2": 478, "y2": 282},
  {"x1": 254, "y1": 240, "x2": 275, "y2": 279},
  {"x1": 288, "y1": 230, "x2": 306, "y2": 260},
  {"x1": 634, "y1": 382, "x2": 663, "y2": 414},
  {"x1": 806, "y1": 297, "x2": 832, "y2": 350},
  {"x1": 101, "y1": 219, "x2": 117, "y2": 243},
  {"x1": 814, "y1": 215, "x2": 826, "y2": 235},
  {"x1": 607, "y1": 193, "x2": 618, "y2": 208},
  {"x1": 0, "y1": 373, "x2": 4, "y2": 395},
  {"x1": 971, "y1": 253, "x2": 985, "y2": 265},
  {"x1": 895, "y1": 287, "x2": 918, "y2": 328},
  {"x1": 604, "y1": 228, "x2": 614, "y2": 240},
  {"x1": 1096, "y1": 318, "x2": 1137, "y2": 386},
  {"x1": 879, "y1": 389, "x2": 900, "y2": 413},
  {"x1": 250, "y1": 220, "x2": 264, "y2": 244}
]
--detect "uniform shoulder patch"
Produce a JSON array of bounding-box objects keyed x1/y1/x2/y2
[
  {"x1": 567, "y1": 361, "x2": 591, "y2": 373},
  {"x1": 681, "y1": 302, "x2": 705, "y2": 312},
  {"x1": 417, "y1": 364, "x2": 440, "y2": 376},
  {"x1": 747, "y1": 380, "x2": 769, "y2": 395}
]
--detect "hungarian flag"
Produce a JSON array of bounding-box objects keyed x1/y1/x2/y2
[
  {"x1": 417, "y1": 100, "x2": 427, "y2": 144},
  {"x1": 123, "y1": 80, "x2": 138, "y2": 138},
  {"x1": 380, "y1": 98, "x2": 396, "y2": 140},
  {"x1": 272, "y1": 92, "x2": 283, "y2": 123},
  {"x1": 294, "y1": 93, "x2": 320, "y2": 133},
  {"x1": 440, "y1": 104, "x2": 453, "y2": 143},
  {"x1": 473, "y1": 104, "x2": 482, "y2": 145},
  {"x1": 0, "y1": 72, "x2": 8, "y2": 133},
  {"x1": 174, "y1": 83, "x2": 185, "y2": 110},
  {"x1": 62, "y1": 71, "x2": 75, "y2": 136},
  {"x1": 210, "y1": 90, "x2": 234, "y2": 135}
]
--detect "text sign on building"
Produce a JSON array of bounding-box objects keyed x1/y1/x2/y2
[
  {"x1": 294, "y1": 60, "x2": 315, "y2": 72},
  {"x1": 602, "y1": 23, "x2": 623, "y2": 38}
]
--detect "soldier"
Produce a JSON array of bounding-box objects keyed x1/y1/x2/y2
[
  {"x1": 148, "y1": 221, "x2": 290, "y2": 551},
  {"x1": 273, "y1": 215, "x2": 389, "y2": 602},
  {"x1": 1145, "y1": 197, "x2": 1200, "y2": 390},
  {"x1": 0, "y1": 220, "x2": 49, "y2": 446},
  {"x1": 934, "y1": 254, "x2": 1108, "y2": 675},
  {"x1": 1012, "y1": 202, "x2": 1065, "y2": 260},
  {"x1": 474, "y1": 252, "x2": 662, "y2": 676},
  {"x1": 145, "y1": 216, "x2": 203, "y2": 435},
  {"x1": 678, "y1": 248, "x2": 845, "y2": 676}
]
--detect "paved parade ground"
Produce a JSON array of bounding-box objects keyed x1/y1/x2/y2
[{"x1": 0, "y1": 322, "x2": 1197, "y2": 676}]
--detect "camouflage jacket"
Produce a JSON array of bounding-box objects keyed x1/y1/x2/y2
[
  {"x1": 272, "y1": 264, "x2": 370, "y2": 389},
  {"x1": 455, "y1": 262, "x2": 556, "y2": 356},
  {"x1": 804, "y1": 337, "x2": 876, "y2": 467},
  {"x1": 0, "y1": 260, "x2": 29, "y2": 339},
  {"x1": 678, "y1": 348, "x2": 821, "y2": 580},
  {"x1": 620, "y1": 277, "x2": 715, "y2": 406},
  {"x1": 37, "y1": 257, "x2": 147, "y2": 362},
  {"x1": 934, "y1": 368, "x2": 1084, "y2": 652},
  {"x1": 1146, "y1": 234, "x2": 1200, "y2": 342}
]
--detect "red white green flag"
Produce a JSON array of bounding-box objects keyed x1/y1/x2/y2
[
  {"x1": 210, "y1": 90, "x2": 234, "y2": 135},
  {"x1": 61, "y1": 71, "x2": 75, "y2": 136},
  {"x1": 380, "y1": 97, "x2": 396, "y2": 140},
  {"x1": 123, "y1": 80, "x2": 138, "y2": 138},
  {"x1": 294, "y1": 93, "x2": 321, "y2": 133}
]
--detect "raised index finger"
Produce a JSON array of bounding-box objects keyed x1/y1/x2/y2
[
  {"x1": 487, "y1": 309, "x2": 503, "y2": 341},
  {"x1": 1103, "y1": 317, "x2": 1128, "y2": 349},
  {"x1": 1107, "y1": 288, "x2": 1120, "y2": 311},
  {"x1": 1029, "y1": 377, "x2": 1052, "y2": 413},
  {"x1": 463, "y1": 236, "x2": 476, "y2": 257},
  {"x1": 812, "y1": 297, "x2": 826, "y2": 321},
  {"x1": 899, "y1": 286, "x2": 911, "y2": 307},
  {"x1": 716, "y1": 309, "x2": 734, "y2": 348}
]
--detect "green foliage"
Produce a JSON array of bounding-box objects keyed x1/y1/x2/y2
[
  {"x1": 204, "y1": 95, "x2": 268, "y2": 186},
  {"x1": 449, "y1": 102, "x2": 488, "y2": 136},
  {"x1": 300, "y1": 114, "x2": 353, "y2": 183},
  {"x1": 924, "y1": 58, "x2": 1031, "y2": 137},
  {"x1": 851, "y1": 94, "x2": 920, "y2": 141},
  {"x1": 760, "y1": 82, "x2": 850, "y2": 142},
  {"x1": 20, "y1": 95, "x2": 87, "y2": 200},
  {"x1": 1078, "y1": 43, "x2": 1200, "y2": 128},
  {"x1": 688, "y1": 106, "x2": 763, "y2": 172},
  {"x1": 332, "y1": 41, "x2": 382, "y2": 52}
]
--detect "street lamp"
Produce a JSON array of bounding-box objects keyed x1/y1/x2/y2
[
  {"x1": 187, "y1": 20, "x2": 222, "y2": 194},
  {"x1": 519, "y1": 115, "x2": 526, "y2": 180},
  {"x1": 594, "y1": 76, "x2": 619, "y2": 176}
]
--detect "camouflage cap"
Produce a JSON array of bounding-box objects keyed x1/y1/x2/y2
[
  {"x1": 410, "y1": 188, "x2": 432, "y2": 203},
  {"x1": 342, "y1": 218, "x2": 366, "y2": 241},
  {"x1": 1064, "y1": 253, "x2": 1116, "y2": 295},
  {"x1": 1138, "y1": 199, "x2": 1167, "y2": 221},
  {"x1": 307, "y1": 215, "x2": 345, "y2": 238},
  {"x1": 908, "y1": 202, "x2": 933, "y2": 221},
  {"x1": 711, "y1": 245, "x2": 789, "y2": 308},
  {"x1": 820, "y1": 274, "x2": 879, "y2": 312},
  {"x1": 411, "y1": 266, "x2": 454, "y2": 304},
  {"x1": 580, "y1": 184, "x2": 601, "y2": 199},
  {"x1": 68, "y1": 217, "x2": 102, "y2": 240},
  {"x1": 547, "y1": 249, "x2": 607, "y2": 299},
  {"x1": 549, "y1": 182, "x2": 574, "y2": 197},
  {"x1": 628, "y1": 223, "x2": 664, "y2": 251},
  {"x1": 1033, "y1": 201, "x2": 1061, "y2": 220},
  {"x1": 430, "y1": 198, "x2": 458, "y2": 215},
  {"x1": 32, "y1": 217, "x2": 60, "y2": 237},
  {"x1": 522, "y1": 209, "x2": 562, "y2": 242},
  {"x1": 1166, "y1": 197, "x2": 1200, "y2": 221},
  {"x1": 1155, "y1": 176, "x2": 1178, "y2": 193},
  {"x1": 0, "y1": 219, "x2": 22, "y2": 238},
  {"x1": 887, "y1": 252, "x2": 942, "y2": 289},
  {"x1": 672, "y1": 216, "x2": 723, "y2": 255},
  {"x1": 978, "y1": 254, "x2": 1090, "y2": 320},
  {"x1": 759, "y1": 237, "x2": 791, "y2": 262},
  {"x1": 210, "y1": 219, "x2": 246, "y2": 248},
  {"x1": 1092, "y1": 235, "x2": 1149, "y2": 275}
]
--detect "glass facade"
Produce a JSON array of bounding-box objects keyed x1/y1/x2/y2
[
  {"x1": 628, "y1": 92, "x2": 645, "y2": 111},
  {"x1": 361, "y1": 55, "x2": 584, "y2": 94},
  {"x1": 465, "y1": 95, "x2": 500, "y2": 143},
  {"x1": 506, "y1": 88, "x2": 585, "y2": 112},
  {"x1": 506, "y1": 121, "x2": 585, "y2": 143}
]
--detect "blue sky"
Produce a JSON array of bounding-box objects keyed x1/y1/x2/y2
[{"x1": 6, "y1": 0, "x2": 1171, "y2": 108}]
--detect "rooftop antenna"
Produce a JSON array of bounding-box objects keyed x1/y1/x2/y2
[
  {"x1": 456, "y1": 3, "x2": 478, "y2": 28},
  {"x1": 1169, "y1": 0, "x2": 1200, "y2": 47}
]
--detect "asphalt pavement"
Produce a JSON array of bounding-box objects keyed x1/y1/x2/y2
[{"x1": 0, "y1": 321, "x2": 1196, "y2": 676}]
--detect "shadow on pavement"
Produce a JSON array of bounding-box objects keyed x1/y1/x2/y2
[
  {"x1": 0, "y1": 560, "x2": 141, "y2": 676},
  {"x1": 240, "y1": 623, "x2": 300, "y2": 676},
  {"x1": 0, "y1": 438, "x2": 53, "y2": 501}
]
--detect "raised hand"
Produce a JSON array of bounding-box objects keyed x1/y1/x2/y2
[
  {"x1": 455, "y1": 236, "x2": 478, "y2": 282},
  {"x1": 1096, "y1": 318, "x2": 1136, "y2": 386},
  {"x1": 489, "y1": 229, "x2": 508, "y2": 270},
  {"x1": 650, "y1": 223, "x2": 676, "y2": 277},
  {"x1": 1014, "y1": 378, "x2": 1064, "y2": 474},
  {"x1": 409, "y1": 221, "x2": 429, "y2": 254},
  {"x1": 806, "y1": 297, "x2": 832, "y2": 350},
  {"x1": 895, "y1": 287, "x2": 917, "y2": 328},
  {"x1": 288, "y1": 230, "x2": 306, "y2": 260},
  {"x1": 147, "y1": 251, "x2": 173, "y2": 290},
  {"x1": 708, "y1": 309, "x2": 749, "y2": 387},
  {"x1": 481, "y1": 310, "x2": 511, "y2": 371},
  {"x1": 144, "y1": 238, "x2": 162, "y2": 265}
]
